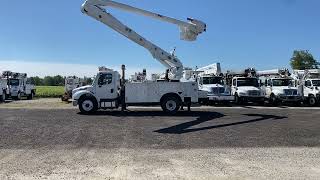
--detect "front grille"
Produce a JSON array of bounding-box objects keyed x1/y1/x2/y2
[
  {"x1": 211, "y1": 87, "x2": 225, "y2": 95},
  {"x1": 284, "y1": 89, "x2": 298, "y2": 96},
  {"x1": 248, "y1": 90, "x2": 260, "y2": 96}
]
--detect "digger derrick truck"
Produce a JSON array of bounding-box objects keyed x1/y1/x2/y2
[
  {"x1": 293, "y1": 69, "x2": 320, "y2": 106},
  {"x1": 2, "y1": 71, "x2": 36, "y2": 100},
  {"x1": 189, "y1": 63, "x2": 234, "y2": 104},
  {"x1": 0, "y1": 77, "x2": 8, "y2": 102},
  {"x1": 72, "y1": 0, "x2": 206, "y2": 114},
  {"x1": 61, "y1": 76, "x2": 84, "y2": 101},
  {"x1": 257, "y1": 69, "x2": 302, "y2": 106},
  {"x1": 227, "y1": 68, "x2": 265, "y2": 104}
]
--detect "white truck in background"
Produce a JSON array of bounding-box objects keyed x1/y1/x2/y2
[
  {"x1": 257, "y1": 69, "x2": 302, "y2": 106},
  {"x1": 195, "y1": 63, "x2": 234, "y2": 104},
  {"x1": 72, "y1": 0, "x2": 206, "y2": 114},
  {"x1": 61, "y1": 76, "x2": 85, "y2": 101},
  {"x1": 2, "y1": 71, "x2": 36, "y2": 100},
  {"x1": 293, "y1": 69, "x2": 320, "y2": 106},
  {"x1": 227, "y1": 68, "x2": 265, "y2": 104},
  {"x1": 0, "y1": 78, "x2": 8, "y2": 102}
]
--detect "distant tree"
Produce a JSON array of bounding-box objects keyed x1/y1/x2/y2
[
  {"x1": 43, "y1": 76, "x2": 55, "y2": 86},
  {"x1": 30, "y1": 76, "x2": 43, "y2": 86},
  {"x1": 53, "y1": 75, "x2": 64, "y2": 86},
  {"x1": 290, "y1": 50, "x2": 319, "y2": 70}
]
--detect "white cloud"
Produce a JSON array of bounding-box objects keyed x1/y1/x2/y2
[{"x1": 0, "y1": 60, "x2": 164, "y2": 78}]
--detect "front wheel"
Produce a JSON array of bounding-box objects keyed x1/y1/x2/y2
[
  {"x1": 308, "y1": 96, "x2": 317, "y2": 106},
  {"x1": 161, "y1": 96, "x2": 181, "y2": 114},
  {"x1": 79, "y1": 96, "x2": 98, "y2": 114},
  {"x1": 234, "y1": 94, "x2": 241, "y2": 105},
  {"x1": 0, "y1": 92, "x2": 5, "y2": 103}
]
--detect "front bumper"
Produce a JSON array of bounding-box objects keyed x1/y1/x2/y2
[
  {"x1": 239, "y1": 96, "x2": 265, "y2": 102},
  {"x1": 278, "y1": 95, "x2": 302, "y2": 102},
  {"x1": 208, "y1": 95, "x2": 234, "y2": 101}
]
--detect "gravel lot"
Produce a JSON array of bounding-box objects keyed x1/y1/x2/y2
[{"x1": 0, "y1": 99, "x2": 320, "y2": 179}]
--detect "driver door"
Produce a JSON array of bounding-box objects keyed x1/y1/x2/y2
[{"x1": 95, "y1": 72, "x2": 118, "y2": 101}]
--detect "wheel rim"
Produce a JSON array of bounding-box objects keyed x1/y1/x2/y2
[
  {"x1": 2, "y1": 93, "x2": 5, "y2": 101},
  {"x1": 166, "y1": 100, "x2": 177, "y2": 111},
  {"x1": 309, "y1": 98, "x2": 316, "y2": 105},
  {"x1": 82, "y1": 100, "x2": 94, "y2": 112}
]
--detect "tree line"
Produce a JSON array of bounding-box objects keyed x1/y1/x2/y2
[{"x1": 29, "y1": 76, "x2": 93, "y2": 86}]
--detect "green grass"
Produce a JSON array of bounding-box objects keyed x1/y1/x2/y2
[{"x1": 35, "y1": 86, "x2": 65, "y2": 98}]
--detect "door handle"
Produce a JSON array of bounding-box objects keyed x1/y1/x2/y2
[{"x1": 111, "y1": 89, "x2": 114, "y2": 93}]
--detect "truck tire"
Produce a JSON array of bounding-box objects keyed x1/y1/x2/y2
[
  {"x1": 0, "y1": 92, "x2": 5, "y2": 103},
  {"x1": 161, "y1": 95, "x2": 180, "y2": 114},
  {"x1": 15, "y1": 92, "x2": 21, "y2": 100},
  {"x1": 234, "y1": 93, "x2": 241, "y2": 105},
  {"x1": 27, "y1": 91, "x2": 34, "y2": 100},
  {"x1": 269, "y1": 94, "x2": 278, "y2": 106},
  {"x1": 308, "y1": 96, "x2": 316, "y2": 106},
  {"x1": 78, "y1": 96, "x2": 98, "y2": 114}
]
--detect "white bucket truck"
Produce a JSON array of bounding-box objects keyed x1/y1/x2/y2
[
  {"x1": 61, "y1": 76, "x2": 84, "y2": 101},
  {"x1": 227, "y1": 68, "x2": 264, "y2": 104},
  {"x1": 2, "y1": 71, "x2": 36, "y2": 100},
  {"x1": 293, "y1": 69, "x2": 320, "y2": 106},
  {"x1": 73, "y1": 0, "x2": 206, "y2": 114},
  {"x1": 72, "y1": 66, "x2": 199, "y2": 114},
  {"x1": 196, "y1": 63, "x2": 234, "y2": 104},
  {"x1": 257, "y1": 69, "x2": 302, "y2": 105},
  {"x1": 0, "y1": 77, "x2": 8, "y2": 102}
]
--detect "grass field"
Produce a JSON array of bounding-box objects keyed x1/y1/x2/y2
[{"x1": 36, "y1": 86, "x2": 64, "y2": 98}]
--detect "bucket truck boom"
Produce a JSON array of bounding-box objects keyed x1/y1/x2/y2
[{"x1": 81, "y1": 0, "x2": 206, "y2": 80}]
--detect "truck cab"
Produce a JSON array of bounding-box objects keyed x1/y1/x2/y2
[
  {"x1": 198, "y1": 75, "x2": 234, "y2": 103},
  {"x1": 231, "y1": 77, "x2": 264, "y2": 104},
  {"x1": 301, "y1": 79, "x2": 320, "y2": 105},
  {"x1": 261, "y1": 77, "x2": 302, "y2": 105},
  {"x1": 8, "y1": 77, "x2": 35, "y2": 100}
]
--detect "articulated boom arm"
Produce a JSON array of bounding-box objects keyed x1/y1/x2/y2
[{"x1": 81, "y1": 0, "x2": 206, "y2": 80}]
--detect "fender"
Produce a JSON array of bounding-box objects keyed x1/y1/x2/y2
[{"x1": 72, "y1": 90, "x2": 95, "y2": 101}]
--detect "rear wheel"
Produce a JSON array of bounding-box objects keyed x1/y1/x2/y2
[
  {"x1": 15, "y1": 92, "x2": 21, "y2": 100},
  {"x1": 27, "y1": 92, "x2": 34, "y2": 100},
  {"x1": 161, "y1": 96, "x2": 181, "y2": 114},
  {"x1": 234, "y1": 94, "x2": 241, "y2": 105},
  {"x1": 79, "y1": 96, "x2": 98, "y2": 114}
]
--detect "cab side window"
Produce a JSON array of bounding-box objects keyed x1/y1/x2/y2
[
  {"x1": 98, "y1": 73, "x2": 113, "y2": 86},
  {"x1": 232, "y1": 79, "x2": 236, "y2": 86},
  {"x1": 305, "y1": 80, "x2": 311, "y2": 87}
]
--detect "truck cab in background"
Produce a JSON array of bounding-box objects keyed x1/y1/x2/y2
[
  {"x1": 293, "y1": 69, "x2": 320, "y2": 106},
  {"x1": 61, "y1": 76, "x2": 84, "y2": 101},
  {"x1": 258, "y1": 69, "x2": 302, "y2": 105}
]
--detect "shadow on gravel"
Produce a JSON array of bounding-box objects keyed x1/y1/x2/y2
[{"x1": 155, "y1": 114, "x2": 287, "y2": 134}]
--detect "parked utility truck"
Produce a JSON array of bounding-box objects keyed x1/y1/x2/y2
[
  {"x1": 0, "y1": 78, "x2": 8, "y2": 102},
  {"x1": 227, "y1": 68, "x2": 264, "y2": 104},
  {"x1": 257, "y1": 69, "x2": 302, "y2": 105},
  {"x1": 293, "y1": 69, "x2": 320, "y2": 106},
  {"x1": 196, "y1": 63, "x2": 234, "y2": 104},
  {"x1": 61, "y1": 76, "x2": 84, "y2": 101},
  {"x1": 73, "y1": 0, "x2": 206, "y2": 114},
  {"x1": 2, "y1": 71, "x2": 36, "y2": 100}
]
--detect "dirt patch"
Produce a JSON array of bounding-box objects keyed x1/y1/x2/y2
[{"x1": 0, "y1": 98, "x2": 75, "y2": 109}]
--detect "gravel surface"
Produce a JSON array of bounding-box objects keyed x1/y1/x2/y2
[{"x1": 0, "y1": 105, "x2": 320, "y2": 179}]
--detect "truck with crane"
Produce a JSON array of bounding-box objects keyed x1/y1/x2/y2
[
  {"x1": 257, "y1": 69, "x2": 302, "y2": 105},
  {"x1": 227, "y1": 68, "x2": 265, "y2": 104},
  {"x1": 61, "y1": 76, "x2": 85, "y2": 101},
  {"x1": 72, "y1": 0, "x2": 206, "y2": 114},
  {"x1": 293, "y1": 69, "x2": 320, "y2": 106},
  {"x1": 2, "y1": 71, "x2": 36, "y2": 100},
  {"x1": 189, "y1": 63, "x2": 234, "y2": 104},
  {"x1": 0, "y1": 78, "x2": 8, "y2": 102}
]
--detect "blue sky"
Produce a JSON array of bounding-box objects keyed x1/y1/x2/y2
[{"x1": 0, "y1": 0, "x2": 319, "y2": 76}]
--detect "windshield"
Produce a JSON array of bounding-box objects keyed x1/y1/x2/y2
[
  {"x1": 312, "y1": 80, "x2": 320, "y2": 86},
  {"x1": 237, "y1": 78, "x2": 259, "y2": 87},
  {"x1": 202, "y1": 77, "x2": 223, "y2": 85},
  {"x1": 9, "y1": 79, "x2": 19, "y2": 86},
  {"x1": 272, "y1": 79, "x2": 292, "y2": 86},
  {"x1": 67, "y1": 79, "x2": 74, "y2": 85}
]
